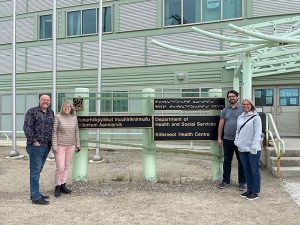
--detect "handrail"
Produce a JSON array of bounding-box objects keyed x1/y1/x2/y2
[{"x1": 265, "y1": 113, "x2": 285, "y2": 177}]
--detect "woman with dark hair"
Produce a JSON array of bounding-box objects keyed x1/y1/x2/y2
[
  {"x1": 234, "y1": 98, "x2": 262, "y2": 200},
  {"x1": 52, "y1": 101, "x2": 80, "y2": 197}
]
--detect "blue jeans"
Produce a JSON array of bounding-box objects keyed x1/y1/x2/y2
[
  {"x1": 26, "y1": 144, "x2": 50, "y2": 201},
  {"x1": 222, "y1": 139, "x2": 246, "y2": 185},
  {"x1": 239, "y1": 151, "x2": 261, "y2": 194}
]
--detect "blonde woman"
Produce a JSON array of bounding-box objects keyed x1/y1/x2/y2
[{"x1": 52, "y1": 101, "x2": 80, "y2": 197}]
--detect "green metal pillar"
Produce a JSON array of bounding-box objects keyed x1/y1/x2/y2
[
  {"x1": 142, "y1": 88, "x2": 156, "y2": 182},
  {"x1": 233, "y1": 75, "x2": 239, "y2": 93},
  {"x1": 242, "y1": 53, "x2": 252, "y2": 99},
  {"x1": 208, "y1": 89, "x2": 223, "y2": 181},
  {"x1": 72, "y1": 88, "x2": 89, "y2": 182}
]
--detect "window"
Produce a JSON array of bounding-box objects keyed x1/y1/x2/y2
[
  {"x1": 39, "y1": 15, "x2": 52, "y2": 39},
  {"x1": 182, "y1": 88, "x2": 199, "y2": 97},
  {"x1": 83, "y1": 9, "x2": 97, "y2": 35},
  {"x1": 201, "y1": 88, "x2": 212, "y2": 97},
  {"x1": 203, "y1": 0, "x2": 221, "y2": 22},
  {"x1": 279, "y1": 88, "x2": 299, "y2": 106},
  {"x1": 113, "y1": 92, "x2": 128, "y2": 112},
  {"x1": 102, "y1": 6, "x2": 112, "y2": 33},
  {"x1": 255, "y1": 89, "x2": 273, "y2": 106},
  {"x1": 67, "y1": 11, "x2": 81, "y2": 36},
  {"x1": 164, "y1": 0, "x2": 242, "y2": 26},
  {"x1": 67, "y1": 7, "x2": 112, "y2": 37}
]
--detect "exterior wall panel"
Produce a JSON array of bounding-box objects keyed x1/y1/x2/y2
[
  {"x1": 57, "y1": 43, "x2": 81, "y2": 71},
  {"x1": 27, "y1": 45, "x2": 52, "y2": 72},
  {"x1": 16, "y1": 17, "x2": 34, "y2": 42},
  {"x1": 16, "y1": 0, "x2": 27, "y2": 15},
  {"x1": 0, "y1": 49, "x2": 12, "y2": 74},
  {"x1": 253, "y1": 0, "x2": 300, "y2": 17},
  {"x1": 102, "y1": 37, "x2": 145, "y2": 68},
  {"x1": 147, "y1": 31, "x2": 221, "y2": 65},
  {"x1": 0, "y1": 0, "x2": 12, "y2": 18},
  {"x1": 0, "y1": 20, "x2": 12, "y2": 44},
  {"x1": 119, "y1": 0, "x2": 156, "y2": 32},
  {"x1": 28, "y1": 0, "x2": 52, "y2": 12}
]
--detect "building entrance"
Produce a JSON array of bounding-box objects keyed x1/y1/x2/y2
[{"x1": 254, "y1": 86, "x2": 300, "y2": 136}]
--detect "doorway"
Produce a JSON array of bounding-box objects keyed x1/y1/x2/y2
[{"x1": 254, "y1": 86, "x2": 300, "y2": 136}]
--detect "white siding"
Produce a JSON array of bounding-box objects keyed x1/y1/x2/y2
[
  {"x1": 119, "y1": 0, "x2": 157, "y2": 32},
  {"x1": 16, "y1": 17, "x2": 34, "y2": 42},
  {"x1": 0, "y1": 20, "x2": 12, "y2": 44},
  {"x1": 83, "y1": 41, "x2": 98, "y2": 69},
  {"x1": 102, "y1": 37, "x2": 145, "y2": 68},
  {"x1": 0, "y1": 0, "x2": 12, "y2": 17},
  {"x1": 28, "y1": 0, "x2": 52, "y2": 12},
  {"x1": 0, "y1": 49, "x2": 12, "y2": 74},
  {"x1": 27, "y1": 45, "x2": 52, "y2": 72},
  {"x1": 147, "y1": 31, "x2": 221, "y2": 65},
  {"x1": 16, "y1": 48, "x2": 26, "y2": 73},
  {"x1": 57, "y1": 43, "x2": 81, "y2": 70},
  {"x1": 253, "y1": 0, "x2": 300, "y2": 17},
  {"x1": 16, "y1": 0, "x2": 27, "y2": 15},
  {"x1": 57, "y1": 0, "x2": 81, "y2": 8}
]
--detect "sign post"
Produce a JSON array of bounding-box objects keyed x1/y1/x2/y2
[
  {"x1": 142, "y1": 88, "x2": 156, "y2": 182},
  {"x1": 72, "y1": 88, "x2": 89, "y2": 182},
  {"x1": 209, "y1": 89, "x2": 223, "y2": 180}
]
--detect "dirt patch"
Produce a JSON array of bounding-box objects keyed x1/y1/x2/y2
[{"x1": 0, "y1": 146, "x2": 300, "y2": 225}]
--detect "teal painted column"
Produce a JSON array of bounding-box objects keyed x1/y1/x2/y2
[
  {"x1": 142, "y1": 88, "x2": 156, "y2": 182},
  {"x1": 233, "y1": 75, "x2": 239, "y2": 92},
  {"x1": 242, "y1": 53, "x2": 252, "y2": 99},
  {"x1": 208, "y1": 89, "x2": 223, "y2": 181},
  {"x1": 72, "y1": 88, "x2": 89, "y2": 182}
]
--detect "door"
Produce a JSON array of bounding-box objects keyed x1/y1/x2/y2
[{"x1": 254, "y1": 86, "x2": 300, "y2": 136}]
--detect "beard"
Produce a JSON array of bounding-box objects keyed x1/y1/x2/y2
[{"x1": 229, "y1": 99, "x2": 237, "y2": 104}]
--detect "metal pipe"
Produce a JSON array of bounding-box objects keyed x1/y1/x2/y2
[
  {"x1": 93, "y1": 0, "x2": 103, "y2": 161},
  {"x1": 9, "y1": 0, "x2": 19, "y2": 157},
  {"x1": 52, "y1": 0, "x2": 57, "y2": 113}
]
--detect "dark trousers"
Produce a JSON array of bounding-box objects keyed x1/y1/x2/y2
[
  {"x1": 26, "y1": 144, "x2": 50, "y2": 200},
  {"x1": 239, "y1": 151, "x2": 261, "y2": 194},
  {"x1": 222, "y1": 139, "x2": 246, "y2": 185}
]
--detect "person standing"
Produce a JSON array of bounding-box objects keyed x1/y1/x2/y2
[
  {"x1": 235, "y1": 98, "x2": 262, "y2": 200},
  {"x1": 217, "y1": 90, "x2": 246, "y2": 191},
  {"x1": 23, "y1": 94, "x2": 54, "y2": 205},
  {"x1": 52, "y1": 101, "x2": 80, "y2": 197}
]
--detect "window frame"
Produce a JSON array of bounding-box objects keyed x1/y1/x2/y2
[
  {"x1": 66, "y1": 6, "x2": 113, "y2": 38},
  {"x1": 163, "y1": 0, "x2": 244, "y2": 28},
  {"x1": 39, "y1": 14, "x2": 53, "y2": 40}
]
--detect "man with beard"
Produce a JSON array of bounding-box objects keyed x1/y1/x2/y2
[
  {"x1": 217, "y1": 90, "x2": 246, "y2": 191},
  {"x1": 23, "y1": 94, "x2": 54, "y2": 205}
]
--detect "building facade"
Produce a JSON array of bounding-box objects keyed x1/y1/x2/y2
[{"x1": 0, "y1": 0, "x2": 300, "y2": 136}]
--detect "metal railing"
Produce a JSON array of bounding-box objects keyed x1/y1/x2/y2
[{"x1": 265, "y1": 113, "x2": 285, "y2": 177}]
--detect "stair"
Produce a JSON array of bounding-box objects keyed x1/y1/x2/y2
[{"x1": 265, "y1": 142, "x2": 300, "y2": 178}]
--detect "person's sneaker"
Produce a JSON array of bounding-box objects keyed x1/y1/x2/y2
[
  {"x1": 218, "y1": 182, "x2": 230, "y2": 189},
  {"x1": 240, "y1": 191, "x2": 251, "y2": 198},
  {"x1": 238, "y1": 184, "x2": 246, "y2": 191},
  {"x1": 246, "y1": 193, "x2": 259, "y2": 200}
]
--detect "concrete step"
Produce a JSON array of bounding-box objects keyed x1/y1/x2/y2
[
  {"x1": 266, "y1": 147, "x2": 300, "y2": 157},
  {"x1": 272, "y1": 167, "x2": 300, "y2": 178},
  {"x1": 270, "y1": 157, "x2": 300, "y2": 167}
]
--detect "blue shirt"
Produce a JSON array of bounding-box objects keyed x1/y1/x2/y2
[{"x1": 23, "y1": 106, "x2": 54, "y2": 148}]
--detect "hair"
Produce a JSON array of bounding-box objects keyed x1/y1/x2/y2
[
  {"x1": 242, "y1": 99, "x2": 255, "y2": 111},
  {"x1": 226, "y1": 90, "x2": 239, "y2": 98},
  {"x1": 60, "y1": 101, "x2": 74, "y2": 116}
]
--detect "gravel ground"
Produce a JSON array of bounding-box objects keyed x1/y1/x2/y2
[{"x1": 0, "y1": 146, "x2": 300, "y2": 225}]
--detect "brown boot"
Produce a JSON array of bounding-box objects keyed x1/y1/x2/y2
[{"x1": 60, "y1": 183, "x2": 72, "y2": 194}]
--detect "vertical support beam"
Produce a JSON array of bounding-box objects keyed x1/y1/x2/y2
[
  {"x1": 10, "y1": 0, "x2": 19, "y2": 157},
  {"x1": 209, "y1": 89, "x2": 223, "y2": 181},
  {"x1": 242, "y1": 52, "x2": 252, "y2": 99},
  {"x1": 233, "y1": 75, "x2": 239, "y2": 93},
  {"x1": 142, "y1": 88, "x2": 156, "y2": 182},
  {"x1": 72, "y1": 88, "x2": 89, "y2": 182}
]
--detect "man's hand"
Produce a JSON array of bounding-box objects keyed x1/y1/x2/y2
[
  {"x1": 33, "y1": 141, "x2": 40, "y2": 147},
  {"x1": 218, "y1": 138, "x2": 223, "y2": 146}
]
